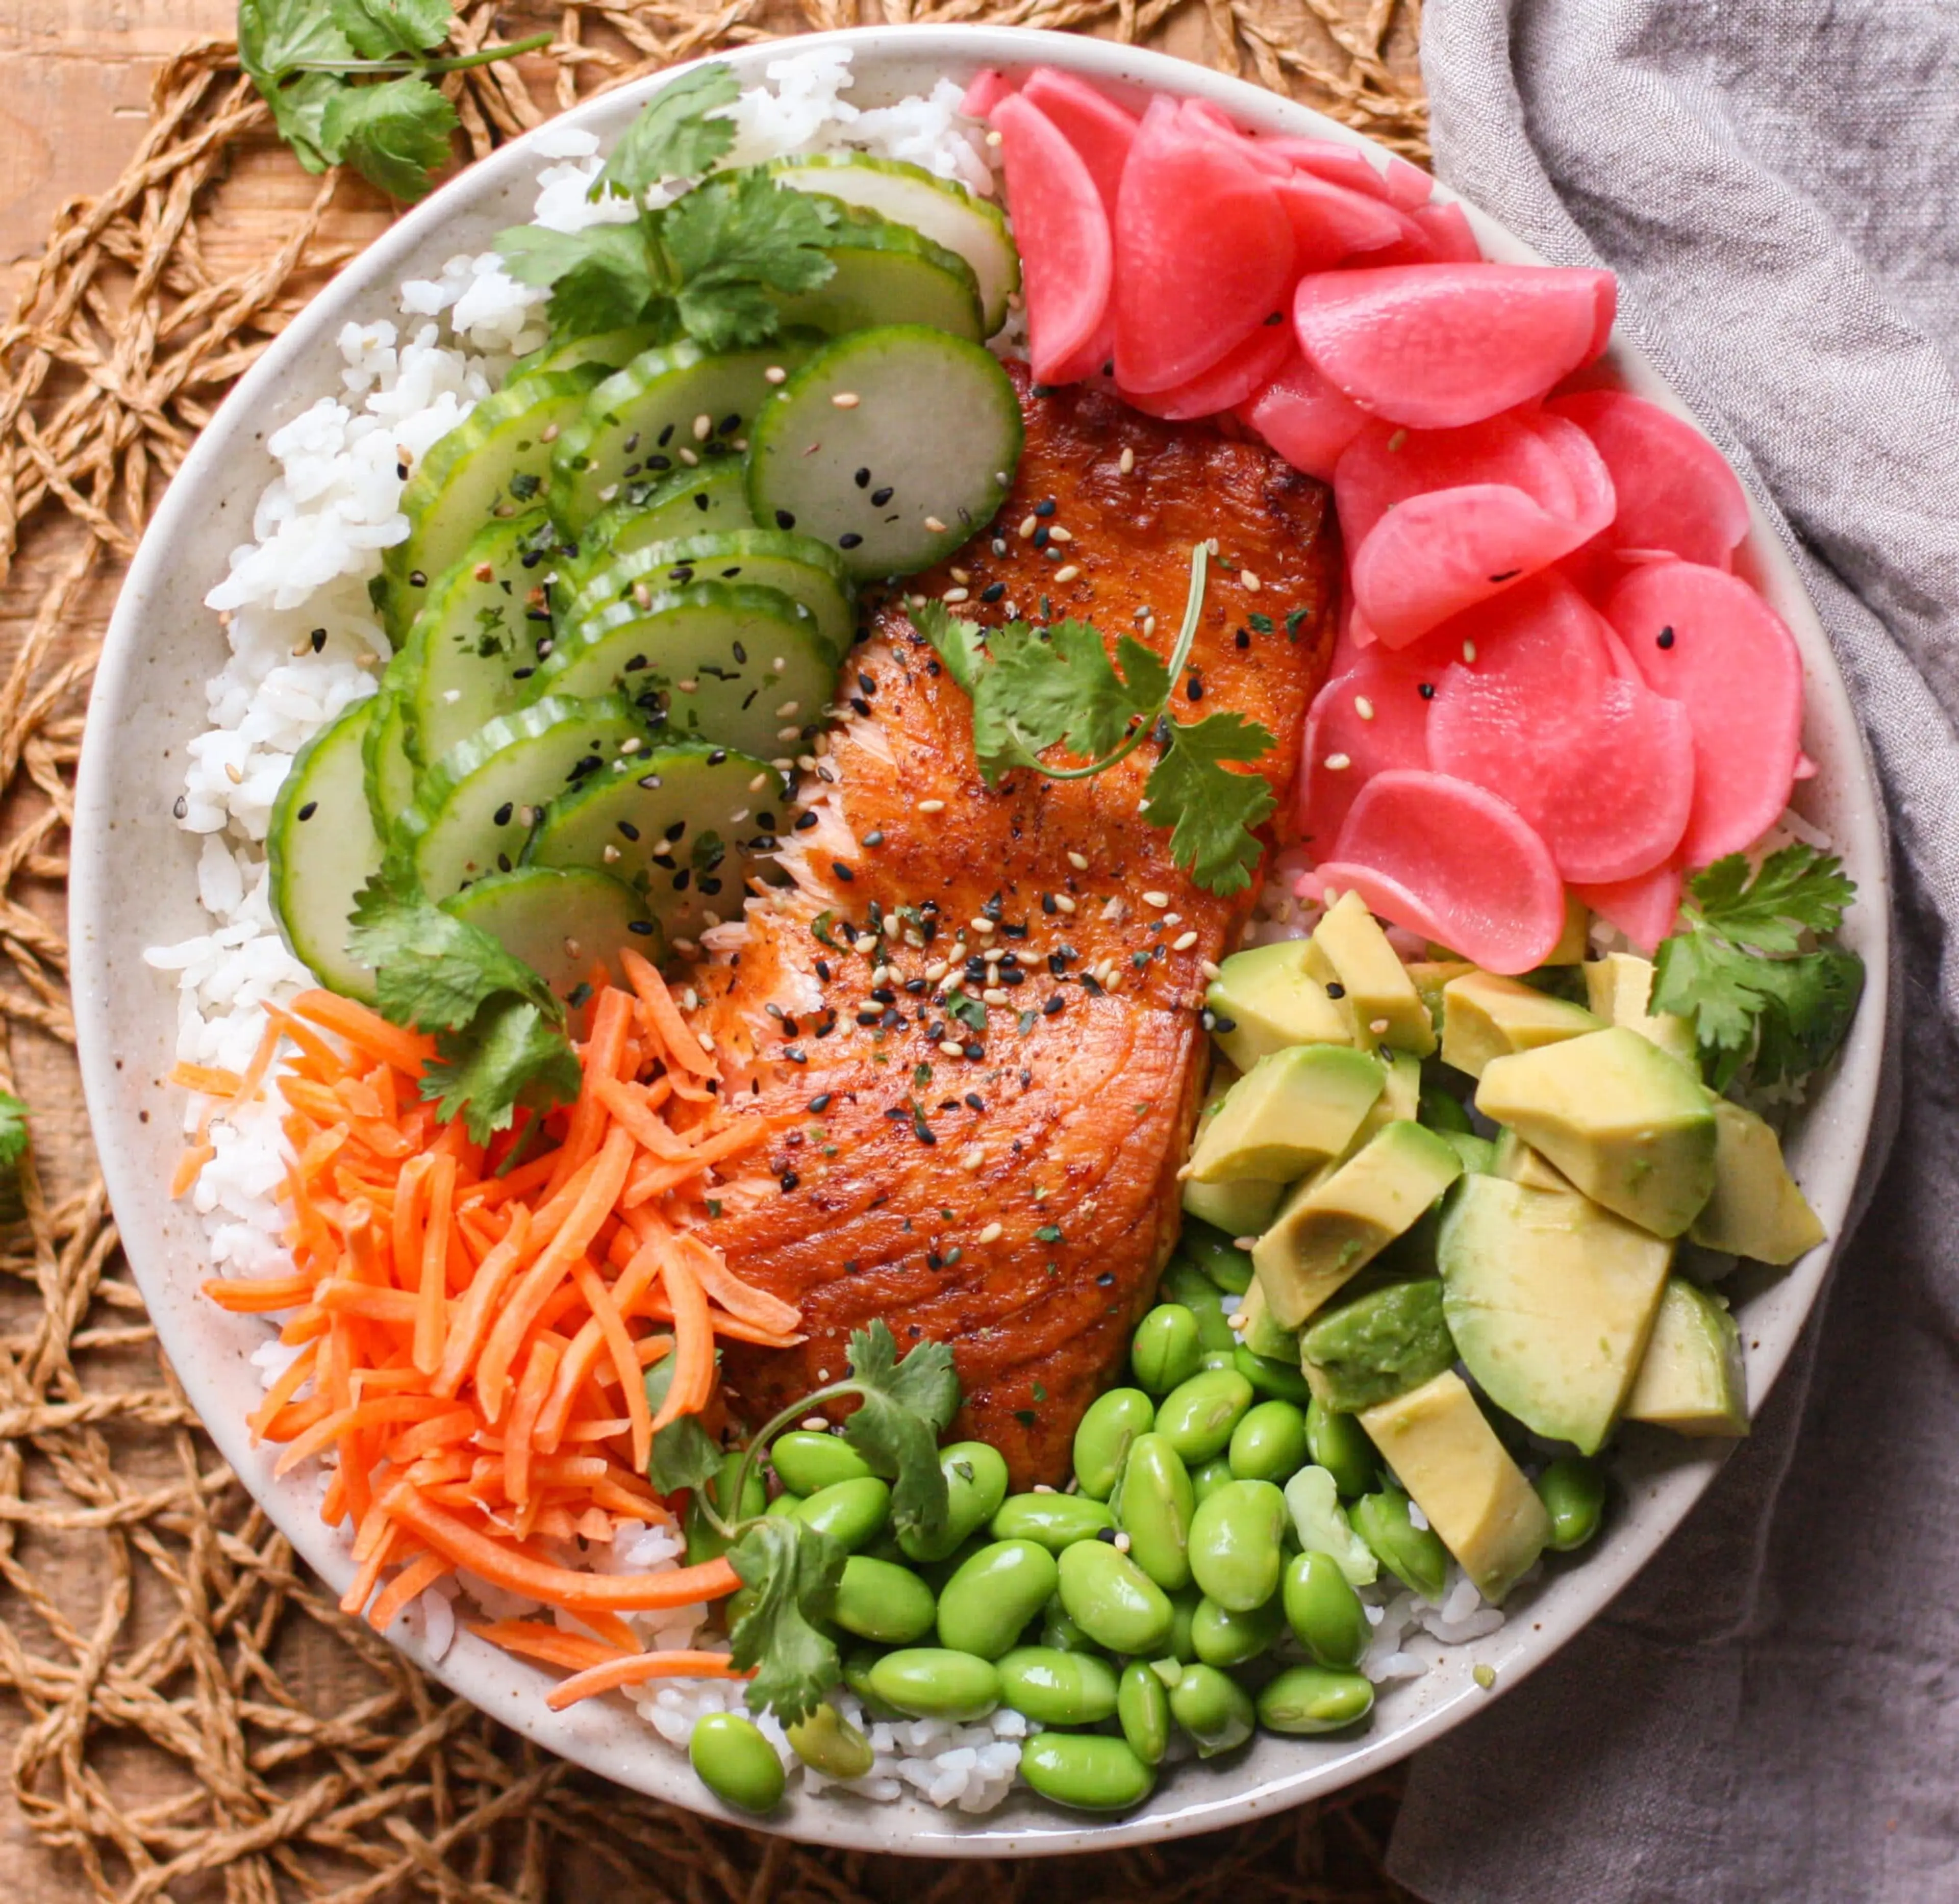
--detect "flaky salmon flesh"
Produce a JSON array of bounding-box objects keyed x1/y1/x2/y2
[{"x1": 689, "y1": 370, "x2": 1339, "y2": 1485}]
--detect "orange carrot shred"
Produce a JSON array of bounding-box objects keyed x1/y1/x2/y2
[
  {"x1": 653, "y1": 1240, "x2": 713, "y2": 1430},
  {"x1": 172, "y1": 1144, "x2": 216, "y2": 1198},
  {"x1": 573, "y1": 1260, "x2": 653, "y2": 1474},
  {"x1": 466, "y1": 1620, "x2": 627, "y2": 1673},
  {"x1": 543, "y1": 1649, "x2": 748, "y2": 1711},
  {"x1": 367, "y1": 1550, "x2": 450, "y2": 1632},
  {"x1": 433, "y1": 1205, "x2": 532, "y2": 1401},
  {"x1": 506, "y1": 1338, "x2": 562, "y2": 1507},
  {"x1": 619, "y1": 947, "x2": 714, "y2": 1078}
]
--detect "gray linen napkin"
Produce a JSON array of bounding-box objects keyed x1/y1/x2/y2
[{"x1": 1387, "y1": 4, "x2": 1959, "y2": 1899}]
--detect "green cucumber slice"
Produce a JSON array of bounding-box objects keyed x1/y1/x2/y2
[
  {"x1": 385, "y1": 366, "x2": 607, "y2": 630},
  {"x1": 363, "y1": 661, "x2": 418, "y2": 830},
  {"x1": 269, "y1": 697, "x2": 384, "y2": 1000},
  {"x1": 524, "y1": 741, "x2": 787, "y2": 947},
  {"x1": 395, "y1": 694, "x2": 652, "y2": 901},
  {"x1": 767, "y1": 155, "x2": 1019, "y2": 336},
  {"x1": 507, "y1": 321, "x2": 680, "y2": 384},
  {"x1": 771, "y1": 200, "x2": 984, "y2": 344},
  {"x1": 550, "y1": 459, "x2": 752, "y2": 607},
  {"x1": 404, "y1": 511, "x2": 574, "y2": 769},
  {"x1": 561, "y1": 530, "x2": 856, "y2": 663},
  {"x1": 747, "y1": 324, "x2": 1023, "y2": 580},
  {"x1": 534, "y1": 580, "x2": 834, "y2": 761},
  {"x1": 549, "y1": 333, "x2": 822, "y2": 535},
  {"x1": 440, "y1": 865, "x2": 659, "y2": 1000}
]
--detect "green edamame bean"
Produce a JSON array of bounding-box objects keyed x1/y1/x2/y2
[
  {"x1": 936, "y1": 1539, "x2": 1060, "y2": 1660},
  {"x1": 864, "y1": 1647, "x2": 1000, "y2": 1721},
  {"x1": 1282, "y1": 1550, "x2": 1370, "y2": 1669},
  {"x1": 792, "y1": 1476, "x2": 890, "y2": 1552},
  {"x1": 992, "y1": 1491, "x2": 1116, "y2": 1552},
  {"x1": 1351, "y1": 1486, "x2": 1449, "y2": 1601},
  {"x1": 1167, "y1": 1661, "x2": 1255, "y2": 1757},
  {"x1": 1155, "y1": 1368, "x2": 1254, "y2": 1465},
  {"x1": 1131, "y1": 1305, "x2": 1203, "y2": 1394},
  {"x1": 898, "y1": 1440, "x2": 1012, "y2": 1562},
  {"x1": 1306, "y1": 1395, "x2": 1379, "y2": 1497},
  {"x1": 1019, "y1": 1734, "x2": 1156, "y2": 1812},
  {"x1": 1116, "y1": 1433, "x2": 1195, "y2": 1592},
  {"x1": 1235, "y1": 1344, "x2": 1316, "y2": 1406},
  {"x1": 1073, "y1": 1388, "x2": 1156, "y2": 1500},
  {"x1": 833, "y1": 1556, "x2": 937, "y2": 1644},
  {"x1": 1200, "y1": 1348, "x2": 1239, "y2": 1373},
  {"x1": 786, "y1": 1702, "x2": 875, "y2": 1780},
  {"x1": 689, "y1": 1712, "x2": 785, "y2": 1813},
  {"x1": 1191, "y1": 1456, "x2": 1235, "y2": 1506},
  {"x1": 1537, "y1": 1457, "x2": 1607, "y2": 1551},
  {"x1": 1166, "y1": 1583, "x2": 1202, "y2": 1663},
  {"x1": 769, "y1": 1430, "x2": 873, "y2": 1496},
  {"x1": 1160, "y1": 1259, "x2": 1238, "y2": 1350},
  {"x1": 918, "y1": 1536, "x2": 985, "y2": 1596},
  {"x1": 1041, "y1": 1596, "x2": 1097, "y2": 1654},
  {"x1": 996, "y1": 1646, "x2": 1120, "y2": 1725},
  {"x1": 1117, "y1": 1659, "x2": 1171, "y2": 1765},
  {"x1": 764, "y1": 1491, "x2": 806, "y2": 1518},
  {"x1": 1229, "y1": 1399, "x2": 1310, "y2": 1485},
  {"x1": 1190, "y1": 1592, "x2": 1286, "y2": 1668},
  {"x1": 1257, "y1": 1664, "x2": 1375, "y2": 1735},
  {"x1": 1056, "y1": 1540, "x2": 1175, "y2": 1656},
  {"x1": 1188, "y1": 1478, "x2": 1287, "y2": 1612},
  {"x1": 1178, "y1": 1221, "x2": 1256, "y2": 1294},
  {"x1": 840, "y1": 1645, "x2": 903, "y2": 1720},
  {"x1": 684, "y1": 1452, "x2": 766, "y2": 1565}
]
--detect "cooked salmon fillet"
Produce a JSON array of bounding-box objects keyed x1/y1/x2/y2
[{"x1": 690, "y1": 371, "x2": 1339, "y2": 1483}]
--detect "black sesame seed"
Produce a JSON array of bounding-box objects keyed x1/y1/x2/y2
[
  {"x1": 981, "y1": 582, "x2": 1005, "y2": 603},
  {"x1": 871, "y1": 487, "x2": 894, "y2": 507},
  {"x1": 1035, "y1": 499, "x2": 1057, "y2": 518},
  {"x1": 850, "y1": 696, "x2": 872, "y2": 717},
  {"x1": 617, "y1": 820, "x2": 641, "y2": 842},
  {"x1": 1657, "y1": 626, "x2": 1676, "y2": 649},
  {"x1": 775, "y1": 509, "x2": 796, "y2": 530},
  {"x1": 1033, "y1": 527, "x2": 1050, "y2": 549},
  {"x1": 781, "y1": 1171, "x2": 800, "y2": 1191},
  {"x1": 1419, "y1": 681, "x2": 1436, "y2": 699},
  {"x1": 408, "y1": 570, "x2": 426, "y2": 588},
  {"x1": 1041, "y1": 893, "x2": 1058, "y2": 915},
  {"x1": 720, "y1": 413, "x2": 741, "y2": 436},
  {"x1": 172, "y1": 795, "x2": 188, "y2": 819},
  {"x1": 863, "y1": 830, "x2": 885, "y2": 848},
  {"x1": 991, "y1": 538, "x2": 1009, "y2": 556},
  {"x1": 310, "y1": 628, "x2": 328, "y2": 652},
  {"x1": 854, "y1": 467, "x2": 871, "y2": 489},
  {"x1": 833, "y1": 861, "x2": 856, "y2": 882},
  {"x1": 838, "y1": 532, "x2": 863, "y2": 550},
  {"x1": 808, "y1": 1093, "x2": 833, "y2": 1112},
  {"x1": 795, "y1": 811, "x2": 820, "y2": 831},
  {"x1": 297, "y1": 800, "x2": 317, "y2": 822},
  {"x1": 628, "y1": 920, "x2": 656, "y2": 935},
  {"x1": 857, "y1": 1009, "x2": 883, "y2": 1026},
  {"x1": 963, "y1": 1042, "x2": 983, "y2": 1060},
  {"x1": 672, "y1": 870, "x2": 690, "y2": 891},
  {"x1": 784, "y1": 1047, "x2": 806, "y2": 1063},
  {"x1": 494, "y1": 801, "x2": 515, "y2": 826},
  {"x1": 1235, "y1": 628, "x2": 1251, "y2": 650},
  {"x1": 1187, "y1": 674, "x2": 1204, "y2": 702},
  {"x1": 707, "y1": 750, "x2": 727, "y2": 766},
  {"x1": 1043, "y1": 995, "x2": 1064, "y2": 1016},
  {"x1": 1326, "y1": 982, "x2": 1347, "y2": 1000},
  {"x1": 1096, "y1": 1271, "x2": 1115, "y2": 1287}
]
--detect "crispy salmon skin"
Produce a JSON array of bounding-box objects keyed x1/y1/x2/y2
[{"x1": 690, "y1": 372, "x2": 1338, "y2": 1483}]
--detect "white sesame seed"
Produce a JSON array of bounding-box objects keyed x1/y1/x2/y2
[
  {"x1": 1033, "y1": 1482, "x2": 1056, "y2": 1494},
  {"x1": 1143, "y1": 615, "x2": 1157, "y2": 636},
  {"x1": 978, "y1": 1221, "x2": 1004, "y2": 1245},
  {"x1": 924, "y1": 516, "x2": 948, "y2": 534},
  {"x1": 693, "y1": 413, "x2": 712, "y2": 441},
  {"x1": 1119, "y1": 447, "x2": 1135, "y2": 474},
  {"x1": 1067, "y1": 851, "x2": 1090, "y2": 871},
  {"x1": 943, "y1": 588, "x2": 970, "y2": 603},
  {"x1": 1053, "y1": 893, "x2": 1077, "y2": 914},
  {"x1": 778, "y1": 726, "x2": 800, "y2": 741},
  {"x1": 1173, "y1": 931, "x2": 1199, "y2": 951},
  {"x1": 355, "y1": 651, "x2": 379, "y2": 669},
  {"x1": 883, "y1": 915, "x2": 900, "y2": 940},
  {"x1": 1241, "y1": 570, "x2": 1263, "y2": 593},
  {"x1": 519, "y1": 806, "x2": 537, "y2": 827},
  {"x1": 598, "y1": 483, "x2": 620, "y2": 502},
  {"x1": 1163, "y1": 912, "x2": 1182, "y2": 927},
  {"x1": 679, "y1": 447, "x2": 699, "y2": 467},
  {"x1": 802, "y1": 1415, "x2": 828, "y2": 1432},
  {"x1": 987, "y1": 128, "x2": 1003, "y2": 146},
  {"x1": 1053, "y1": 565, "x2": 1081, "y2": 583},
  {"x1": 564, "y1": 938, "x2": 583, "y2": 961},
  {"x1": 749, "y1": 773, "x2": 770, "y2": 793},
  {"x1": 1325, "y1": 752, "x2": 1352, "y2": 771},
  {"x1": 1370, "y1": 1018, "x2": 1392, "y2": 1036},
  {"x1": 1113, "y1": 1532, "x2": 1132, "y2": 1553},
  {"x1": 832, "y1": 391, "x2": 861, "y2": 409},
  {"x1": 1047, "y1": 525, "x2": 1073, "y2": 544},
  {"x1": 1102, "y1": 897, "x2": 1126, "y2": 922},
  {"x1": 1207, "y1": 537, "x2": 1220, "y2": 556},
  {"x1": 1354, "y1": 696, "x2": 1375, "y2": 721},
  {"x1": 1142, "y1": 891, "x2": 1170, "y2": 908},
  {"x1": 939, "y1": 1040, "x2": 965, "y2": 1058},
  {"x1": 775, "y1": 701, "x2": 801, "y2": 719},
  {"x1": 962, "y1": 1145, "x2": 985, "y2": 1171},
  {"x1": 926, "y1": 960, "x2": 950, "y2": 983},
  {"x1": 632, "y1": 580, "x2": 652, "y2": 610},
  {"x1": 1200, "y1": 959, "x2": 1222, "y2": 981},
  {"x1": 442, "y1": 688, "x2": 461, "y2": 704},
  {"x1": 918, "y1": 798, "x2": 946, "y2": 813},
  {"x1": 1019, "y1": 515, "x2": 1038, "y2": 539},
  {"x1": 765, "y1": 366, "x2": 788, "y2": 384},
  {"x1": 697, "y1": 1029, "x2": 716, "y2": 1051},
  {"x1": 602, "y1": 843, "x2": 621, "y2": 864},
  {"x1": 1463, "y1": 640, "x2": 1478, "y2": 662},
  {"x1": 734, "y1": 439, "x2": 748, "y2": 452},
  {"x1": 682, "y1": 989, "x2": 699, "y2": 1011},
  {"x1": 970, "y1": 917, "x2": 996, "y2": 936},
  {"x1": 871, "y1": 964, "x2": 891, "y2": 986},
  {"x1": 539, "y1": 421, "x2": 560, "y2": 444},
  {"x1": 983, "y1": 987, "x2": 1009, "y2": 1006},
  {"x1": 224, "y1": 761, "x2": 244, "y2": 784}
]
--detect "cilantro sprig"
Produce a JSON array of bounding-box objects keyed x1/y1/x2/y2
[
  {"x1": 346, "y1": 870, "x2": 581, "y2": 1143},
  {"x1": 492, "y1": 61, "x2": 841, "y2": 353},
  {"x1": 1650, "y1": 844, "x2": 1864, "y2": 1091},
  {"x1": 913, "y1": 545, "x2": 1278, "y2": 896},
  {"x1": 648, "y1": 1320, "x2": 959, "y2": 1727},
  {"x1": 239, "y1": 2, "x2": 550, "y2": 201}
]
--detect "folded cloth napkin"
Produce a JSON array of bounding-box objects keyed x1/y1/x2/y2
[{"x1": 1389, "y1": 3, "x2": 1959, "y2": 1899}]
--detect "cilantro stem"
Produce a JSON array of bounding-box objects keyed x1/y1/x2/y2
[
  {"x1": 281, "y1": 32, "x2": 554, "y2": 78},
  {"x1": 692, "y1": 1382, "x2": 859, "y2": 1540}
]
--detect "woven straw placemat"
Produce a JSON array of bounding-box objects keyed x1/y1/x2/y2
[{"x1": 0, "y1": 5, "x2": 1423, "y2": 1897}]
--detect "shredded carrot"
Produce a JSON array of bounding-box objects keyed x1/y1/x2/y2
[
  {"x1": 467, "y1": 1620, "x2": 628, "y2": 1673},
  {"x1": 620, "y1": 947, "x2": 715, "y2": 1078},
  {"x1": 291, "y1": 989, "x2": 436, "y2": 1078},
  {"x1": 543, "y1": 1649, "x2": 749, "y2": 1711},
  {"x1": 202, "y1": 1272, "x2": 316, "y2": 1313},
  {"x1": 415, "y1": 1151, "x2": 454, "y2": 1377},
  {"x1": 367, "y1": 1551, "x2": 451, "y2": 1631},
  {"x1": 654, "y1": 1240, "x2": 714, "y2": 1430},
  {"x1": 171, "y1": 1062, "x2": 243, "y2": 1097},
  {"x1": 504, "y1": 1337, "x2": 561, "y2": 1507},
  {"x1": 172, "y1": 1144, "x2": 217, "y2": 1198}
]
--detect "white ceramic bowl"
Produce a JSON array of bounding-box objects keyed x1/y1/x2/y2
[{"x1": 70, "y1": 25, "x2": 1891, "y2": 1856}]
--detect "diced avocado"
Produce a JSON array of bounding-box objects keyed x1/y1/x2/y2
[
  {"x1": 1407, "y1": 959, "x2": 1476, "y2": 1039},
  {"x1": 1438, "y1": 1175, "x2": 1674, "y2": 1455},
  {"x1": 1475, "y1": 1027, "x2": 1718, "y2": 1238},
  {"x1": 1351, "y1": 1049, "x2": 1422, "y2": 1154},
  {"x1": 1541, "y1": 892, "x2": 1591, "y2": 964},
  {"x1": 1623, "y1": 1278, "x2": 1749, "y2": 1436},
  {"x1": 1357, "y1": 1370, "x2": 1550, "y2": 1603},
  {"x1": 1234, "y1": 1278, "x2": 1299, "y2": 1363},
  {"x1": 1252, "y1": 1121, "x2": 1465, "y2": 1329},
  {"x1": 1441, "y1": 971, "x2": 1604, "y2": 1079},
  {"x1": 1178, "y1": 1218, "x2": 1255, "y2": 1293},
  {"x1": 1689, "y1": 1098, "x2": 1826, "y2": 1264},
  {"x1": 1584, "y1": 951, "x2": 1698, "y2": 1072},
  {"x1": 1187, "y1": 1044, "x2": 1386, "y2": 1184},
  {"x1": 1301, "y1": 1278, "x2": 1455, "y2": 1413},
  {"x1": 1185, "y1": 1175, "x2": 1284, "y2": 1237},
  {"x1": 1307, "y1": 892, "x2": 1436, "y2": 1056},
  {"x1": 1491, "y1": 1125, "x2": 1576, "y2": 1194},
  {"x1": 1207, "y1": 939, "x2": 1350, "y2": 1072},
  {"x1": 1440, "y1": 1131, "x2": 1497, "y2": 1175}
]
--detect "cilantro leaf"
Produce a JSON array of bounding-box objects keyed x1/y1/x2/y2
[
  {"x1": 239, "y1": 2, "x2": 356, "y2": 168},
  {"x1": 944, "y1": 989, "x2": 987, "y2": 1033},
  {"x1": 838, "y1": 1322, "x2": 958, "y2": 1545},
  {"x1": 664, "y1": 172, "x2": 839, "y2": 350},
  {"x1": 1142, "y1": 712, "x2": 1277, "y2": 898},
  {"x1": 420, "y1": 997, "x2": 582, "y2": 1144},
  {"x1": 330, "y1": 0, "x2": 449, "y2": 58},
  {"x1": 596, "y1": 62, "x2": 741, "y2": 198},
  {"x1": 644, "y1": 1358, "x2": 725, "y2": 1495},
  {"x1": 321, "y1": 76, "x2": 458, "y2": 201},
  {"x1": 1749, "y1": 948, "x2": 1865, "y2": 1086},
  {"x1": 910, "y1": 601, "x2": 991, "y2": 698},
  {"x1": 499, "y1": 223, "x2": 663, "y2": 339},
  {"x1": 347, "y1": 871, "x2": 559, "y2": 1031},
  {"x1": 1682, "y1": 845, "x2": 1856, "y2": 953},
  {"x1": 727, "y1": 1517, "x2": 845, "y2": 1729},
  {"x1": 982, "y1": 619, "x2": 1166, "y2": 767},
  {"x1": 0, "y1": 1092, "x2": 29, "y2": 1171}
]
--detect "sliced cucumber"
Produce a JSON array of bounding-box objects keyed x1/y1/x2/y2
[
  {"x1": 549, "y1": 333, "x2": 822, "y2": 535},
  {"x1": 395, "y1": 694, "x2": 652, "y2": 901},
  {"x1": 385, "y1": 366, "x2": 607, "y2": 633},
  {"x1": 767, "y1": 155, "x2": 1019, "y2": 336},
  {"x1": 363, "y1": 661, "x2": 419, "y2": 830},
  {"x1": 441, "y1": 865, "x2": 659, "y2": 1001},
  {"x1": 507, "y1": 321, "x2": 679, "y2": 384},
  {"x1": 525, "y1": 741, "x2": 787, "y2": 946},
  {"x1": 269, "y1": 697, "x2": 384, "y2": 1001},
  {"x1": 560, "y1": 530, "x2": 856, "y2": 663},
  {"x1": 748, "y1": 325, "x2": 1023, "y2": 580},
  {"x1": 771, "y1": 200, "x2": 984, "y2": 344},
  {"x1": 550, "y1": 458, "x2": 752, "y2": 607},
  {"x1": 535, "y1": 580, "x2": 834, "y2": 761},
  {"x1": 404, "y1": 511, "x2": 573, "y2": 769}
]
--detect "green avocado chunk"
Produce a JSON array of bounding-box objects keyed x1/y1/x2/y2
[
  {"x1": 1233, "y1": 1278, "x2": 1299, "y2": 1363},
  {"x1": 1300, "y1": 1278, "x2": 1456, "y2": 1413},
  {"x1": 1206, "y1": 939, "x2": 1350, "y2": 1073},
  {"x1": 1440, "y1": 971, "x2": 1603, "y2": 1080},
  {"x1": 1584, "y1": 951, "x2": 1699, "y2": 1072},
  {"x1": 1622, "y1": 1278, "x2": 1749, "y2": 1436},
  {"x1": 1490, "y1": 1124, "x2": 1576, "y2": 1193},
  {"x1": 1688, "y1": 1098, "x2": 1826, "y2": 1264},
  {"x1": 1182, "y1": 1068, "x2": 1284, "y2": 1235},
  {"x1": 1439, "y1": 1174, "x2": 1674, "y2": 1455},
  {"x1": 1474, "y1": 1027, "x2": 1718, "y2": 1239},
  {"x1": 1187, "y1": 1044, "x2": 1385, "y2": 1184},
  {"x1": 1305, "y1": 892, "x2": 1436, "y2": 1055}
]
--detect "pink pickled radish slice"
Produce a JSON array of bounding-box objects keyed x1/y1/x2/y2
[
  {"x1": 1335, "y1": 413, "x2": 1584, "y2": 550},
  {"x1": 1259, "y1": 136, "x2": 1394, "y2": 201},
  {"x1": 1124, "y1": 320, "x2": 1293, "y2": 420},
  {"x1": 1793, "y1": 750, "x2": 1818, "y2": 780},
  {"x1": 1239, "y1": 352, "x2": 1368, "y2": 480},
  {"x1": 1314, "y1": 769, "x2": 1568, "y2": 973},
  {"x1": 1382, "y1": 156, "x2": 1436, "y2": 210},
  {"x1": 1293, "y1": 264, "x2": 1617, "y2": 428},
  {"x1": 1588, "y1": 275, "x2": 1619, "y2": 361},
  {"x1": 961, "y1": 69, "x2": 1014, "y2": 117},
  {"x1": 1549, "y1": 391, "x2": 1751, "y2": 571},
  {"x1": 1274, "y1": 171, "x2": 1408, "y2": 270},
  {"x1": 1608, "y1": 560, "x2": 1803, "y2": 866},
  {"x1": 1522, "y1": 411, "x2": 1617, "y2": 540},
  {"x1": 1574, "y1": 860, "x2": 1686, "y2": 954},
  {"x1": 1298, "y1": 647, "x2": 1436, "y2": 848},
  {"x1": 1022, "y1": 67, "x2": 1138, "y2": 212},
  {"x1": 1049, "y1": 310, "x2": 1115, "y2": 387},
  {"x1": 993, "y1": 94, "x2": 1113, "y2": 385},
  {"x1": 1114, "y1": 98, "x2": 1295, "y2": 393}
]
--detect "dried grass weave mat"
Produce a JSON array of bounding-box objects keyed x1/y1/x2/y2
[{"x1": 0, "y1": 4, "x2": 1423, "y2": 1898}]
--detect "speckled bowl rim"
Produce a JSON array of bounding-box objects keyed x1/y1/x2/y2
[{"x1": 71, "y1": 24, "x2": 1892, "y2": 1857}]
